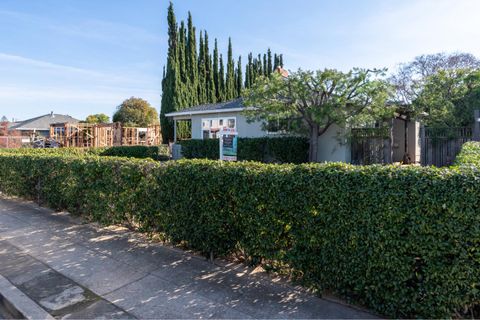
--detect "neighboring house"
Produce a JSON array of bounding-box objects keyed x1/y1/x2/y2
[{"x1": 9, "y1": 112, "x2": 80, "y2": 137}]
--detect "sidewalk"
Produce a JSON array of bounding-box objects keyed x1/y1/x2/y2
[{"x1": 0, "y1": 197, "x2": 377, "y2": 319}]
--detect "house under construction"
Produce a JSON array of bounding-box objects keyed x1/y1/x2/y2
[{"x1": 49, "y1": 122, "x2": 161, "y2": 147}]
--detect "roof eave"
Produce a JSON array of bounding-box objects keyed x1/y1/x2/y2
[{"x1": 165, "y1": 107, "x2": 246, "y2": 118}]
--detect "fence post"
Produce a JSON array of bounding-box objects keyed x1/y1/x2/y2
[
  {"x1": 383, "y1": 120, "x2": 393, "y2": 164},
  {"x1": 474, "y1": 109, "x2": 480, "y2": 141}
]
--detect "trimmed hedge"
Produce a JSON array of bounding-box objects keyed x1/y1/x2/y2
[
  {"x1": 455, "y1": 141, "x2": 480, "y2": 167},
  {"x1": 178, "y1": 136, "x2": 309, "y2": 164},
  {"x1": 0, "y1": 154, "x2": 479, "y2": 318},
  {"x1": 0, "y1": 145, "x2": 170, "y2": 161}
]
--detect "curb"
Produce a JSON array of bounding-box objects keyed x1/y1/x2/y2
[{"x1": 0, "y1": 274, "x2": 54, "y2": 320}]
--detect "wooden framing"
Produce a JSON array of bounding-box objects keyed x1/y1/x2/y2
[{"x1": 50, "y1": 122, "x2": 161, "y2": 147}]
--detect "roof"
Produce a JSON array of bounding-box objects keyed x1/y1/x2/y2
[
  {"x1": 10, "y1": 113, "x2": 80, "y2": 131},
  {"x1": 165, "y1": 99, "x2": 245, "y2": 117}
]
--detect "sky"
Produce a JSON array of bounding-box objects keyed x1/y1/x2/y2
[{"x1": 1, "y1": 0, "x2": 479, "y2": 121}]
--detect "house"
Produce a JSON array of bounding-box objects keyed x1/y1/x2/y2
[
  {"x1": 9, "y1": 112, "x2": 80, "y2": 138},
  {"x1": 165, "y1": 99, "x2": 265, "y2": 141},
  {"x1": 165, "y1": 99, "x2": 359, "y2": 162}
]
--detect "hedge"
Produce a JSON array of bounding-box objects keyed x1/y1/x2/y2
[
  {"x1": 454, "y1": 141, "x2": 480, "y2": 167},
  {"x1": 0, "y1": 154, "x2": 479, "y2": 318},
  {"x1": 178, "y1": 136, "x2": 309, "y2": 164},
  {"x1": 0, "y1": 145, "x2": 170, "y2": 161}
]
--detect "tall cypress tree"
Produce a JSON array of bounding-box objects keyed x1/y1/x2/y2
[
  {"x1": 274, "y1": 53, "x2": 279, "y2": 70},
  {"x1": 279, "y1": 54, "x2": 284, "y2": 67},
  {"x1": 226, "y1": 38, "x2": 235, "y2": 100},
  {"x1": 236, "y1": 56, "x2": 242, "y2": 97},
  {"x1": 263, "y1": 54, "x2": 268, "y2": 77},
  {"x1": 186, "y1": 12, "x2": 198, "y2": 106},
  {"x1": 219, "y1": 54, "x2": 226, "y2": 101},
  {"x1": 213, "y1": 39, "x2": 220, "y2": 101},
  {"x1": 197, "y1": 31, "x2": 207, "y2": 104},
  {"x1": 160, "y1": 2, "x2": 179, "y2": 143},
  {"x1": 178, "y1": 21, "x2": 187, "y2": 85},
  {"x1": 267, "y1": 48, "x2": 273, "y2": 76},
  {"x1": 257, "y1": 54, "x2": 263, "y2": 78}
]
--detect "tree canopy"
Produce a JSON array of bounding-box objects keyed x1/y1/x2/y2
[
  {"x1": 390, "y1": 52, "x2": 480, "y2": 126},
  {"x1": 244, "y1": 68, "x2": 392, "y2": 162},
  {"x1": 85, "y1": 113, "x2": 110, "y2": 124},
  {"x1": 113, "y1": 97, "x2": 159, "y2": 127}
]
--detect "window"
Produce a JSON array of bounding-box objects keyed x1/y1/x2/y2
[{"x1": 201, "y1": 117, "x2": 236, "y2": 139}]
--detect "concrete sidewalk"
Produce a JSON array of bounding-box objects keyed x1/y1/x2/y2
[{"x1": 0, "y1": 197, "x2": 377, "y2": 319}]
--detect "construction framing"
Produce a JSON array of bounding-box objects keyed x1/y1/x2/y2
[{"x1": 50, "y1": 122, "x2": 161, "y2": 148}]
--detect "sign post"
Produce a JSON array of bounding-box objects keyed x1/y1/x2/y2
[{"x1": 219, "y1": 128, "x2": 238, "y2": 161}]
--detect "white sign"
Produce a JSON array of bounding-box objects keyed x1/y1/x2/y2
[{"x1": 219, "y1": 128, "x2": 238, "y2": 161}]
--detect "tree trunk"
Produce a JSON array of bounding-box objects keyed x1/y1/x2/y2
[{"x1": 309, "y1": 125, "x2": 319, "y2": 162}]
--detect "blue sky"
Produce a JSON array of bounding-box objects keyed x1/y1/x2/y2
[{"x1": 1, "y1": 0, "x2": 479, "y2": 121}]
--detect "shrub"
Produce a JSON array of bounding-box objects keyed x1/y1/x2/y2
[
  {"x1": 0, "y1": 145, "x2": 170, "y2": 161},
  {"x1": 0, "y1": 153, "x2": 479, "y2": 318},
  {"x1": 454, "y1": 141, "x2": 480, "y2": 167},
  {"x1": 179, "y1": 136, "x2": 309, "y2": 164}
]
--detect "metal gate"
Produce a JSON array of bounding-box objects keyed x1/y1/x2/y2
[
  {"x1": 421, "y1": 127, "x2": 472, "y2": 167},
  {"x1": 351, "y1": 127, "x2": 390, "y2": 165}
]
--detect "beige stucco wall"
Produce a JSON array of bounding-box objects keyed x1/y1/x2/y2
[
  {"x1": 190, "y1": 112, "x2": 265, "y2": 139},
  {"x1": 316, "y1": 124, "x2": 351, "y2": 163}
]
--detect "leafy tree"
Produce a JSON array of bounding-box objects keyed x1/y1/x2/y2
[
  {"x1": 244, "y1": 69, "x2": 392, "y2": 162},
  {"x1": 113, "y1": 97, "x2": 159, "y2": 127},
  {"x1": 414, "y1": 69, "x2": 480, "y2": 126},
  {"x1": 85, "y1": 114, "x2": 110, "y2": 124},
  {"x1": 390, "y1": 52, "x2": 480, "y2": 105},
  {"x1": 1, "y1": 116, "x2": 7, "y2": 122}
]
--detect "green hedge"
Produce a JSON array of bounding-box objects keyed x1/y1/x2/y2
[
  {"x1": 0, "y1": 145, "x2": 170, "y2": 160},
  {"x1": 0, "y1": 153, "x2": 479, "y2": 318},
  {"x1": 178, "y1": 136, "x2": 309, "y2": 164},
  {"x1": 454, "y1": 141, "x2": 480, "y2": 167}
]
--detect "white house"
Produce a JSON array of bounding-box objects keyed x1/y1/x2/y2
[{"x1": 165, "y1": 99, "x2": 358, "y2": 162}]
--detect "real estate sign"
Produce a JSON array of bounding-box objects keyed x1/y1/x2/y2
[{"x1": 219, "y1": 128, "x2": 238, "y2": 161}]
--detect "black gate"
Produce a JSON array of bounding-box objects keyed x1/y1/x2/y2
[
  {"x1": 421, "y1": 127, "x2": 472, "y2": 167},
  {"x1": 351, "y1": 127, "x2": 390, "y2": 165}
]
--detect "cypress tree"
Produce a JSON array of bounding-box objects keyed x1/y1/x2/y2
[
  {"x1": 244, "y1": 57, "x2": 250, "y2": 88},
  {"x1": 226, "y1": 38, "x2": 235, "y2": 100},
  {"x1": 160, "y1": 2, "x2": 179, "y2": 143},
  {"x1": 236, "y1": 56, "x2": 242, "y2": 97},
  {"x1": 204, "y1": 32, "x2": 216, "y2": 103},
  {"x1": 274, "y1": 53, "x2": 279, "y2": 70},
  {"x1": 178, "y1": 21, "x2": 187, "y2": 83},
  {"x1": 257, "y1": 54, "x2": 263, "y2": 78},
  {"x1": 263, "y1": 54, "x2": 268, "y2": 77},
  {"x1": 186, "y1": 12, "x2": 198, "y2": 106},
  {"x1": 219, "y1": 54, "x2": 226, "y2": 101},
  {"x1": 279, "y1": 54, "x2": 284, "y2": 67},
  {"x1": 197, "y1": 31, "x2": 207, "y2": 104},
  {"x1": 267, "y1": 48, "x2": 273, "y2": 76},
  {"x1": 213, "y1": 39, "x2": 220, "y2": 101}
]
